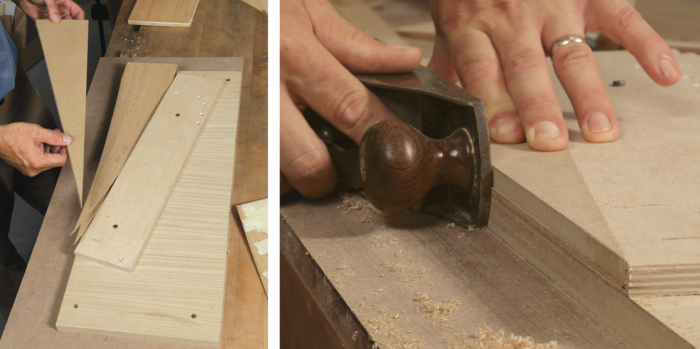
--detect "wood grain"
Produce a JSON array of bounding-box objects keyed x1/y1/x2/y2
[
  {"x1": 128, "y1": 0, "x2": 201, "y2": 27},
  {"x1": 56, "y1": 71, "x2": 241, "y2": 348},
  {"x1": 281, "y1": 194, "x2": 632, "y2": 348},
  {"x1": 75, "y1": 73, "x2": 224, "y2": 272},
  {"x1": 237, "y1": 199, "x2": 269, "y2": 296},
  {"x1": 36, "y1": 19, "x2": 88, "y2": 207},
  {"x1": 72, "y1": 62, "x2": 178, "y2": 241}
]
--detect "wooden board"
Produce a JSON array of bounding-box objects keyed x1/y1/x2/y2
[
  {"x1": 74, "y1": 73, "x2": 224, "y2": 272},
  {"x1": 128, "y1": 0, "x2": 201, "y2": 27},
  {"x1": 237, "y1": 198, "x2": 269, "y2": 295},
  {"x1": 239, "y1": 0, "x2": 267, "y2": 15},
  {"x1": 281, "y1": 194, "x2": 637, "y2": 348},
  {"x1": 56, "y1": 71, "x2": 242, "y2": 348},
  {"x1": 329, "y1": 0, "x2": 407, "y2": 47},
  {"x1": 17, "y1": 38, "x2": 43, "y2": 72},
  {"x1": 36, "y1": 20, "x2": 88, "y2": 206},
  {"x1": 394, "y1": 21, "x2": 435, "y2": 39},
  {"x1": 0, "y1": 15, "x2": 9, "y2": 34},
  {"x1": 72, "y1": 62, "x2": 178, "y2": 241}
]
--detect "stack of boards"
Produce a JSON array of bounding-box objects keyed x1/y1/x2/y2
[{"x1": 51, "y1": 61, "x2": 242, "y2": 346}]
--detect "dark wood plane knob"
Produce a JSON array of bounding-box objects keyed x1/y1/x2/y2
[{"x1": 359, "y1": 120, "x2": 475, "y2": 213}]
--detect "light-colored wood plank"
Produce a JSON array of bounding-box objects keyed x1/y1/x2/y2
[
  {"x1": 56, "y1": 71, "x2": 241, "y2": 348},
  {"x1": 239, "y1": 0, "x2": 266, "y2": 15},
  {"x1": 394, "y1": 21, "x2": 435, "y2": 39},
  {"x1": 72, "y1": 62, "x2": 178, "y2": 241},
  {"x1": 330, "y1": 0, "x2": 407, "y2": 47},
  {"x1": 17, "y1": 38, "x2": 43, "y2": 72},
  {"x1": 37, "y1": 19, "x2": 88, "y2": 206},
  {"x1": 128, "y1": 0, "x2": 201, "y2": 27},
  {"x1": 237, "y1": 198, "x2": 268, "y2": 296},
  {"x1": 74, "y1": 73, "x2": 224, "y2": 272}
]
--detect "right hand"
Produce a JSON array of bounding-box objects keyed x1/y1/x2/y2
[
  {"x1": 281, "y1": 0, "x2": 422, "y2": 198},
  {"x1": 0, "y1": 122, "x2": 71, "y2": 177}
]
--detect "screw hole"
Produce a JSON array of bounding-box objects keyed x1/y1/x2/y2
[
  {"x1": 191, "y1": 314, "x2": 197, "y2": 318},
  {"x1": 113, "y1": 224, "x2": 118, "y2": 229},
  {"x1": 74, "y1": 304, "x2": 79, "y2": 308},
  {"x1": 226, "y1": 79, "x2": 230, "y2": 81},
  {"x1": 176, "y1": 113, "x2": 180, "y2": 117}
]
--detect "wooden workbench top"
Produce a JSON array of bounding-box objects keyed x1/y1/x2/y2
[{"x1": 0, "y1": 1, "x2": 267, "y2": 348}]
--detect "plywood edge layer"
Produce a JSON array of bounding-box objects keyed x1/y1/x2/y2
[
  {"x1": 55, "y1": 324, "x2": 220, "y2": 348},
  {"x1": 628, "y1": 265, "x2": 700, "y2": 296},
  {"x1": 493, "y1": 168, "x2": 628, "y2": 288},
  {"x1": 487, "y1": 191, "x2": 694, "y2": 349}
]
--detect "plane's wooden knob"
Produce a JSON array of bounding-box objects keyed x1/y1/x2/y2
[{"x1": 359, "y1": 120, "x2": 475, "y2": 213}]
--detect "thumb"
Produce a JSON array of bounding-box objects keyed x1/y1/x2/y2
[
  {"x1": 44, "y1": 0, "x2": 62, "y2": 23},
  {"x1": 309, "y1": 1, "x2": 421, "y2": 73},
  {"x1": 35, "y1": 127, "x2": 72, "y2": 146}
]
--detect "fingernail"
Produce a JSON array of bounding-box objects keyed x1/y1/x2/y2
[
  {"x1": 587, "y1": 111, "x2": 612, "y2": 133},
  {"x1": 494, "y1": 116, "x2": 519, "y2": 136},
  {"x1": 52, "y1": 14, "x2": 60, "y2": 22},
  {"x1": 63, "y1": 134, "x2": 72, "y2": 144},
  {"x1": 387, "y1": 45, "x2": 414, "y2": 52},
  {"x1": 534, "y1": 121, "x2": 561, "y2": 140},
  {"x1": 658, "y1": 57, "x2": 678, "y2": 78}
]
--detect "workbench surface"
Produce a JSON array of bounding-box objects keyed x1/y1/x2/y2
[{"x1": 0, "y1": 1, "x2": 267, "y2": 348}]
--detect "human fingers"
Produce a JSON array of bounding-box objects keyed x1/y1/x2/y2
[
  {"x1": 594, "y1": 1, "x2": 680, "y2": 86},
  {"x1": 492, "y1": 25, "x2": 568, "y2": 151},
  {"x1": 283, "y1": 30, "x2": 398, "y2": 144},
  {"x1": 34, "y1": 126, "x2": 72, "y2": 146},
  {"x1": 427, "y1": 33, "x2": 460, "y2": 83},
  {"x1": 35, "y1": 147, "x2": 68, "y2": 172},
  {"x1": 43, "y1": 0, "x2": 61, "y2": 23},
  {"x1": 544, "y1": 21, "x2": 619, "y2": 142},
  {"x1": 308, "y1": 0, "x2": 421, "y2": 73},
  {"x1": 280, "y1": 86, "x2": 337, "y2": 199},
  {"x1": 447, "y1": 26, "x2": 524, "y2": 143},
  {"x1": 66, "y1": 0, "x2": 85, "y2": 19}
]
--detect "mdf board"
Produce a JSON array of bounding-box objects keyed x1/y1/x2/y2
[
  {"x1": 37, "y1": 20, "x2": 88, "y2": 206},
  {"x1": 280, "y1": 195, "x2": 631, "y2": 349},
  {"x1": 128, "y1": 0, "x2": 201, "y2": 27},
  {"x1": 74, "y1": 73, "x2": 224, "y2": 272},
  {"x1": 72, "y1": 62, "x2": 178, "y2": 241},
  {"x1": 56, "y1": 70, "x2": 242, "y2": 348},
  {"x1": 237, "y1": 198, "x2": 269, "y2": 295}
]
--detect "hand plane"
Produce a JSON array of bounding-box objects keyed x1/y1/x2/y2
[{"x1": 303, "y1": 65, "x2": 492, "y2": 228}]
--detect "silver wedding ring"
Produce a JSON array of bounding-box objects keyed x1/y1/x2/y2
[{"x1": 551, "y1": 35, "x2": 585, "y2": 54}]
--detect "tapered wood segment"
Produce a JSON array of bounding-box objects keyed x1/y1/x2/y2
[
  {"x1": 37, "y1": 20, "x2": 88, "y2": 206},
  {"x1": 128, "y1": 0, "x2": 201, "y2": 27},
  {"x1": 359, "y1": 120, "x2": 475, "y2": 213},
  {"x1": 57, "y1": 71, "x2": 242, "y2": 347},
  {"x1": 237, "y1": 198, "x2": 269, "y2": 296},
  {"x1": 72, "y1": 63, "x2": 178, "y2": 242},
  {"x1": 74, "y1": 74, "x2": 224, "y2": 272}
]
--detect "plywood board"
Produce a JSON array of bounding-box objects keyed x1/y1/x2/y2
[
  {"x1": 329, "y1": 0, "x2": 407, "y2": 47},
  {"x1": 394, "y1": 21, "x2": 435, "y2": 39},
  {"x1": 128, "y1": 0, "x2": 201, "y2": 27},
  {"x1": 56, "y1": 71, "x2": 242, "y2": 348},
  {"x1": 36, "y1": 19, "x2": 88, "y2": 206},
  {"x1": 74, "y1": 73, "x2": 224, "y2": 272},
  {"x1": 237, "y1": 198, "x2": 269, "y2": 295},
  {"x1": 72, "y1": 62, "x2": 178, "y2": 242},
  {"x1": 281, "y1": 194, "x2": 635, "y2": 348}
]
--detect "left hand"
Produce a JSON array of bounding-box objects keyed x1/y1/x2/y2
[
  {"x1": 428, "y1": 0, "x2": 681, "y2": 151},
  {"x1": 14, "y1": 0, "x2": 85, "y2": 22}
]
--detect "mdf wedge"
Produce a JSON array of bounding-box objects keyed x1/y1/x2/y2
[
  {"x1": 36, "y1": 20, "x2": 88, "y2": 206},
  {"x1": 74, "y1": 74, "x2": 224, "y2": 272},
  {"x1": 57, "y1": 71, "x2": 242, "y2": 348},
  {"x1": 128, "y1": 0, "x2": 201, "y2": 27},
  {"x1": 72, "y1": 62, "x2": 178, "y2": 242},
  {"x1": 237, "y1": 198, "x2": 269, "y2": 295}
]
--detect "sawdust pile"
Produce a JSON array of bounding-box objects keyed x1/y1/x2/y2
[
  {"x1": 363, "y1": 313, "x2": 424, "y2": 349},
  {"x1": 415, "y1": 292, "x2": 461, "y2": 324},
  {"x1": 450, "y1": 326, "x2": 557, "y2": 349}
]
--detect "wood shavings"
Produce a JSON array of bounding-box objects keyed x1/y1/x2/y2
[
  {"x1": 553, "y1": 329, "x2": 570, "y2": 342},
  {"x1": 361, "y1": 313, "x2": 424, "y2": 349},
  {"x1": 414, "y1": 292, "x2": 461, "y2": 324},
  {"x1": 396, "y1": 250, "x2": 403, "y2": 257},
  {"x1": 447, "y1": 223, "x2": 456, "y2": 229},
  {"x1": 457, "y1": 233, "x2": 466, "y2": 238},
  {"x1": 449, "y1": 326, "x2": 558, "y2": 349},
  {"x1": 353, "y1": 331, "x2": 359, "y2": 341}
]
